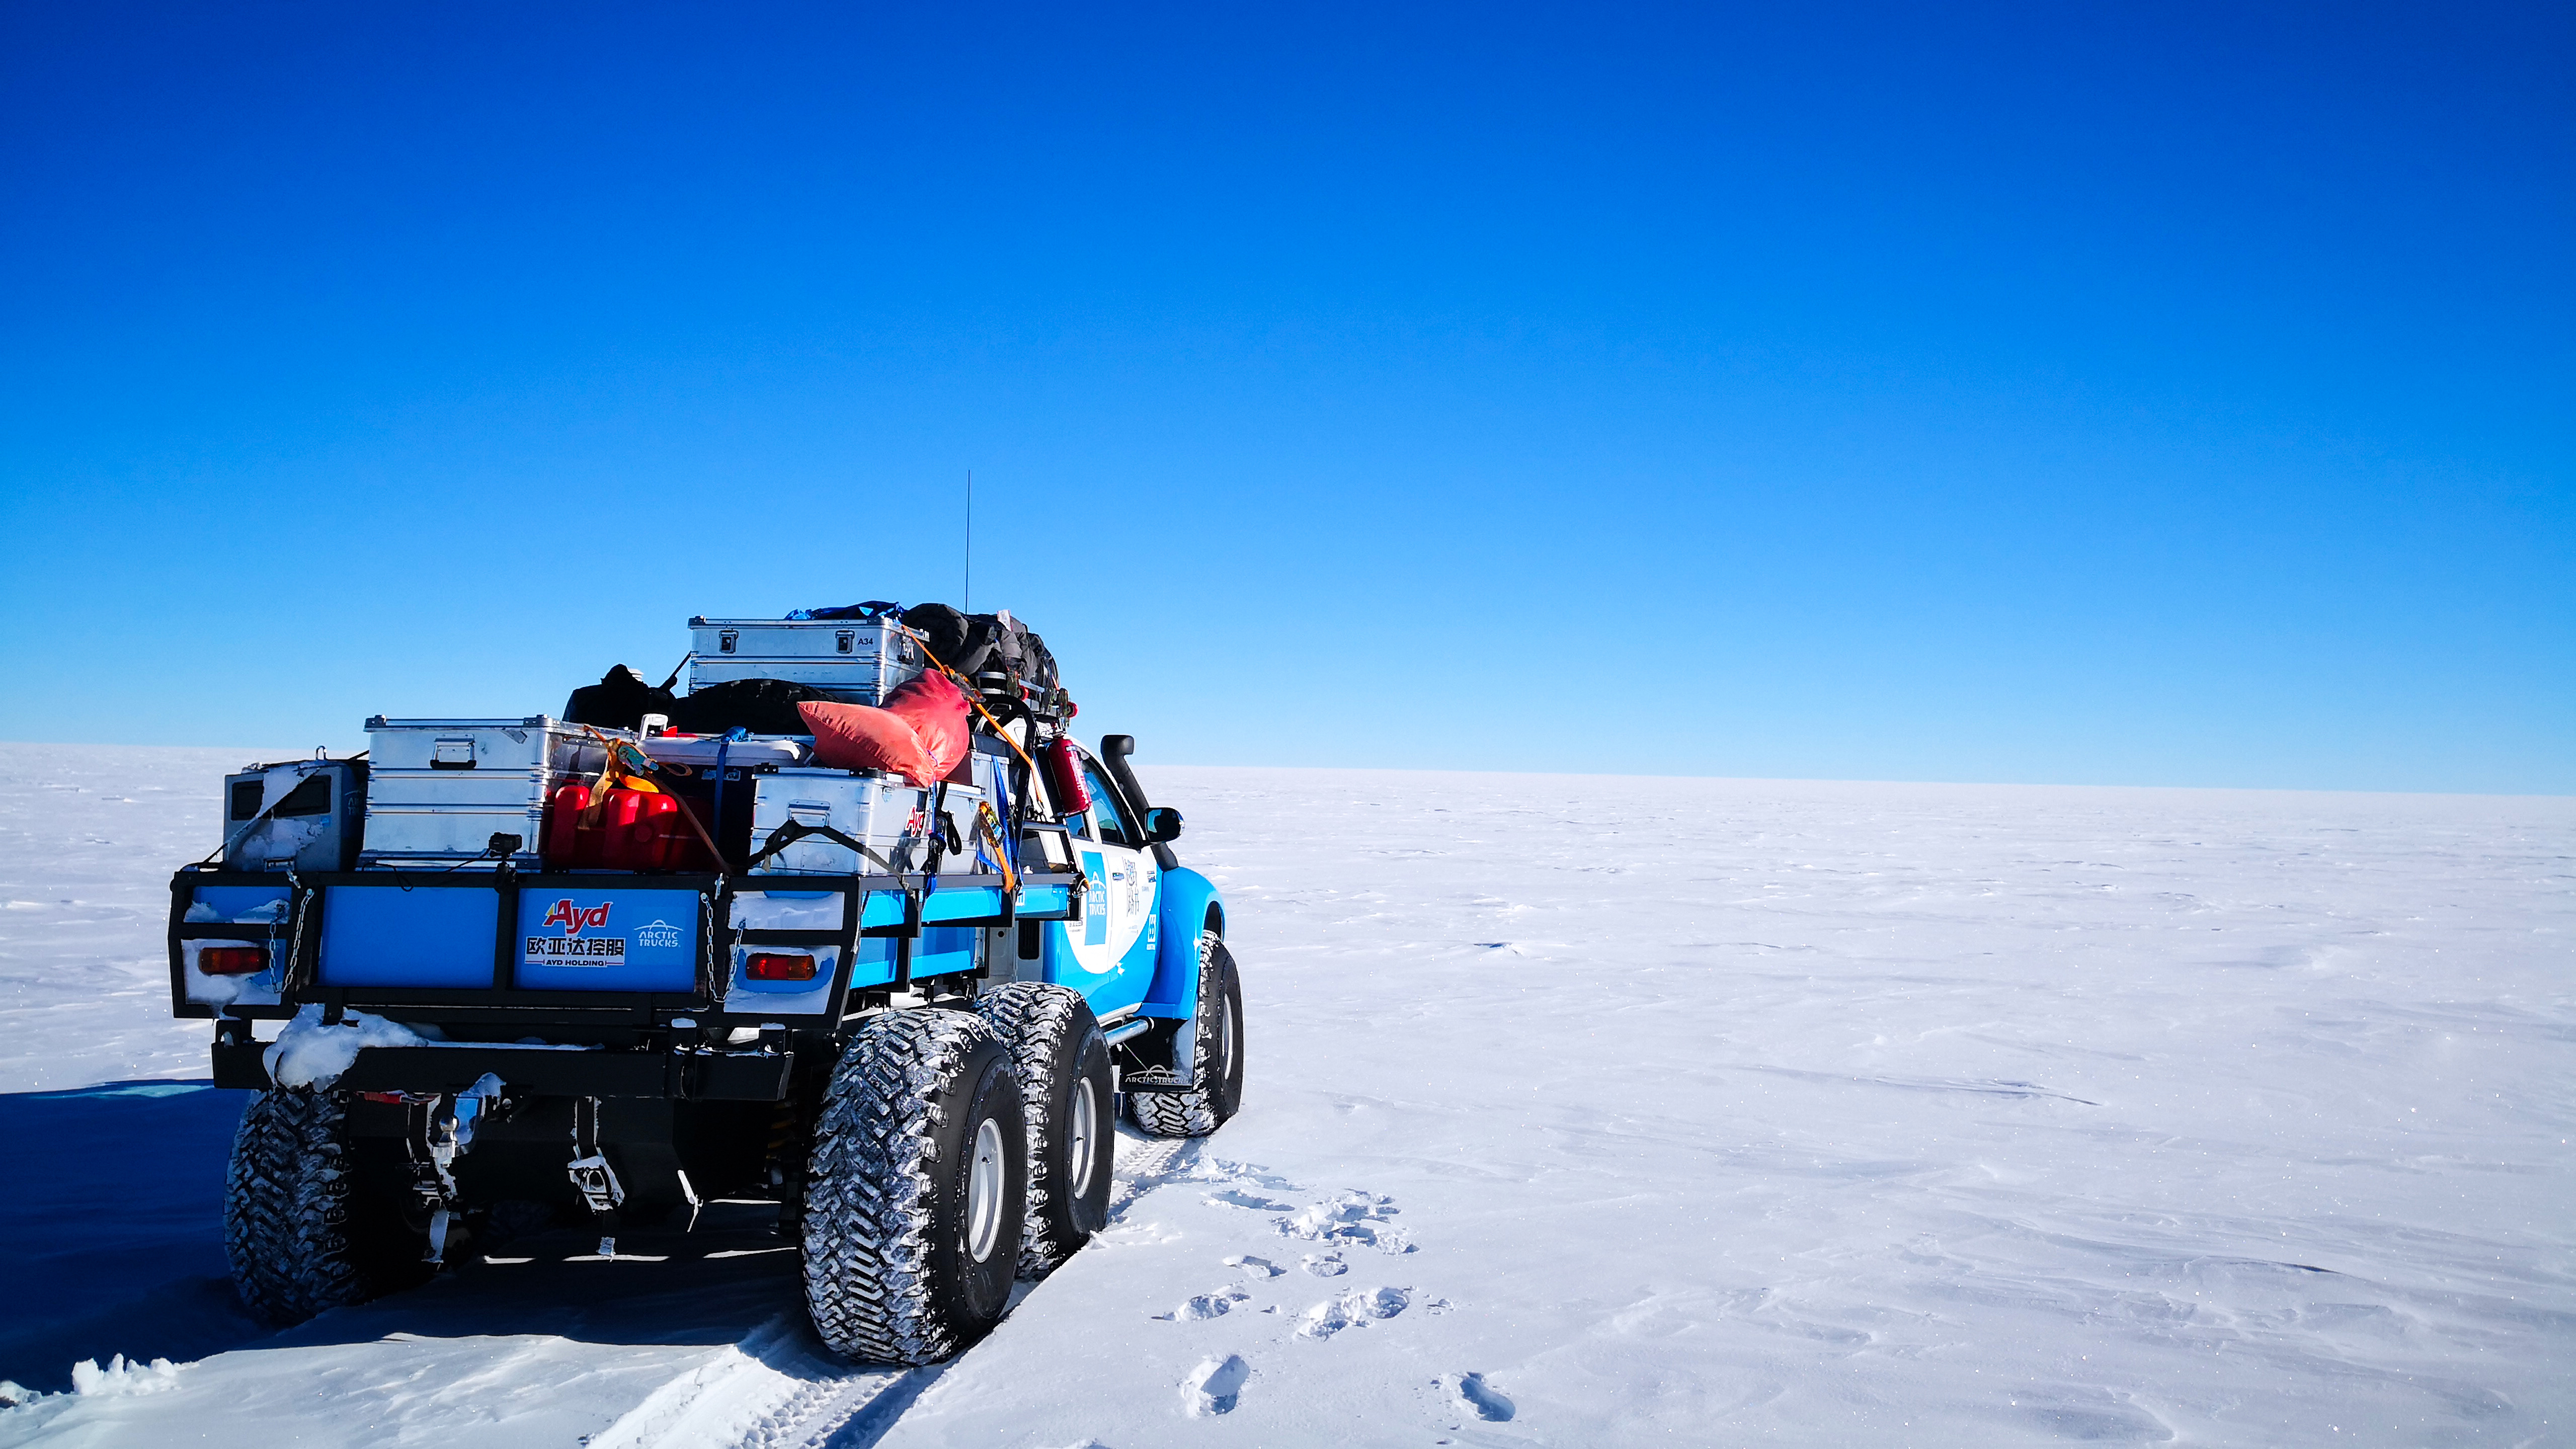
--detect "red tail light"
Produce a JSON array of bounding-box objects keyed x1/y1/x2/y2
[
  {"x1": 200, "y1": 946, "x2": 268, "y2": 976},
  {"x1": 745, "y1": 952, "x2": 817, "y2": 982}
]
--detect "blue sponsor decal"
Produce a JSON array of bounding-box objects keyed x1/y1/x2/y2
[
  {"x1": 1082, "y1": 851, "x2": 1108, "y2": 946},
  {"x1": 516, "y1": 889, "x2": 698, "y2": 991}
]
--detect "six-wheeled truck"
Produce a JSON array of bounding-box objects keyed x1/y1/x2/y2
[{"x1": 171, "y1": 605, "x2": 1243, "y2": 1363}]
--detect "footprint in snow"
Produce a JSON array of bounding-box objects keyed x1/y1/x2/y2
[
  {"x1": 1187, "y1": 1157, "x2": 1298, "y2": 1191},
  {"x1": 1302, "y1": 1252, "x2": 1348, "y2": 1277},
  {"x1": 1275, "y1": 1191, "x2": 1411, "y2": 1253},
  {"x1": 1224, "y1": 1254, "x2": 1284, "y2": 1278},
  {"x1": 1297, "y1": 1286, "x2": 1409, "y2": 1340},
  {"x1": 1155, "y1": 1287, "x2": 1251, "y2": 1321},
  {"x1": 1184, "y1": 1354, "x2": 1251, "y2": 1417},
  {"x1": 1204, "y1": 1188, "x2": 1294, "y2": 1212},
  {"x1": 1446, "y1": 1372, "x2": 1515, "y2": 1422}
]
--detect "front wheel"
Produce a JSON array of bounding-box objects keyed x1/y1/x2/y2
[
  {"x1": 1128, "y1": 933, "x2": 1244, "y2": 1138},
  {"x1": 803, "y1": 1009, "x2": 1025, "y2": 1364}
]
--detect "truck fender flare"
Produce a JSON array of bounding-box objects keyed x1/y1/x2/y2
[{"x1": 1142, "y1": 867, "x2": 1224, "y2": 1019}]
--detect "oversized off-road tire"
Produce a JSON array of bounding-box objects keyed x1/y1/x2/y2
[
  {"x1": 802, "y1": 1009, "x2": 1026, "y2": 1364},
  {"x1": 975, "y1": 982, "x2": 1113, "y2": 1277},
  {"x1": 1128, "y1": 933, "x2": 1244, "y2": 1138},
  {"x1": 224, "y1": 1087, "x2": 429, "y2": 1325}
]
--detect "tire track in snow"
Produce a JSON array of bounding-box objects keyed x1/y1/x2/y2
[{"x1": 724, "y1": 1133, "x2": 1206, "y2": 1449}]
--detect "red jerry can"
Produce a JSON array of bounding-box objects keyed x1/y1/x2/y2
[
  {"x1": 545, "y1": 783, "x2": 599, "y2": 867},
  {"x1": 544, "y1": 781, "x2": 707, "y2": 871}
]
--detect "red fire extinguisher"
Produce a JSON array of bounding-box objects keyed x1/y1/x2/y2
[{"x1": 1042, "y1": 736, "x2": 1090, "y2": 814}]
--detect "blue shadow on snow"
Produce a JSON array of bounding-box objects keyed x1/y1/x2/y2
[{"x1": 0, "y1": 1080, "x2": 266, "y2": 1392}]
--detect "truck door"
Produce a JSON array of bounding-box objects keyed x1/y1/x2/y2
[{"x1": 1050, "y1": 755, "x2": 1157, "y2": 1016}]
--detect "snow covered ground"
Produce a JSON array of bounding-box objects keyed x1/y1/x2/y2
[{"x1": 1, "y1": 745, "x2": 2569, "y2": 1445}]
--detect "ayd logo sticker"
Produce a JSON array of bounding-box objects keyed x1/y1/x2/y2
[
  {"x1": 527, "y1": 898, "x2": 624, "y2": 964},
  {"x1": 541, "y1": 899, "x2": 611, "y2": 936}
]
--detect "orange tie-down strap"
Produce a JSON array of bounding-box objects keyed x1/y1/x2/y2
[
  {"x1": 572, "y1": 723, "x2": 728, "y2": 869},
  {"x1": 911, "y1": 642, "x2": 1042, "y2": 775}
]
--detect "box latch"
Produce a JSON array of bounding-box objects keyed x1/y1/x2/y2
[
  {"x1": 718, "y1": 629, "x2": 739, "y2": 654},
  {"x1": 835, "y1": 629, "x2": 855, "y2": 654}
]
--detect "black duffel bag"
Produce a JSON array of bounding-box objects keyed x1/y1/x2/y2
[
  {"x1": 900, "y1": 603, "x2": 997, "y2": 675},
  {"x1": 900, "y1": 604, "x2": 1059, "y2": 693},
  {"x1": 664, "y1": 678, "x2": 836, "y2": 737},
  {"x1": 564, "y1": 666, "x2": 678, "y2": 732}
]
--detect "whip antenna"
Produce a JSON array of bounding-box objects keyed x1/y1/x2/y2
[{"x1": 963, "y1": 468, "x2": 973, "y2": 612}]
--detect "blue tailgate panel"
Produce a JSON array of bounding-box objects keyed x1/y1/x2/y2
[
  {"x1": 912, "y1": 925, "x2": 978, "y2": 980},
  {"x1": 515, "y1": 888, "x2": 699, "y2": 992},
  {"x1": 921, "y1": 884, "x2": 1008, "y2": 924},
  {"x1": 319, "y1": 887, "x2": 499, "y2": 988},
  {"x1": 843, "y1": 937, "x2": 900, "y2": 990}
]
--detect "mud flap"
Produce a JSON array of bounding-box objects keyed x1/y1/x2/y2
[{"x1": 1112, "y1": 1017, "x2": 1194, "y2": 1093}]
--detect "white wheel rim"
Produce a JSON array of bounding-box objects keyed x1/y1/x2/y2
[
  {"x1": 1067, "y1": 1079, "x2": 1098, "y2": 1197},
  {"x1": 966, "y1": 1116, "x2": 1005, "y2": 1262},
  {"x1": 1220, "y1": 993, "x2": 1237, "y2": 1080}
]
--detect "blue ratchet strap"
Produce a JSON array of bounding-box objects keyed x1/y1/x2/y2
[{"x1": 710, "y1": 727, "x2": 747, "y2": 844}]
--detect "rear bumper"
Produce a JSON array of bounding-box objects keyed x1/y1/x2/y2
[{"x1": 212, "y1": 1039, "x2": 794, "y2": 1100}]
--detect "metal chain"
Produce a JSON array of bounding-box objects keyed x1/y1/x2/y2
[{"x1": 283, "y1": 865, "x2": 313, "y2": 995}]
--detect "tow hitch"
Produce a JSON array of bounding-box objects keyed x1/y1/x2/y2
[
  {"x1": 568, "y1": 1095, "x2": 626, "y2": 1257},
  {"x1": 397, "y1": 1072, "x2": 506, "y2": 1266}
]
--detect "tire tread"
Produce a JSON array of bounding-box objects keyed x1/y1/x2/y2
[
  {"x1": 1128, "y1": 935, "x2": 1241, "y2": 1139},
  {"x1": 802, "y1": 1008, "x2": 1003, "y2": 1364},
  {"x1": 975, "y1": 981, "x2": 1106, "y2": 1275}
]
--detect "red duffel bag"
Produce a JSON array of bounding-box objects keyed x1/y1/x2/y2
[{"x1": 799, "y1": 670, "x2": 973, "y2": 786}]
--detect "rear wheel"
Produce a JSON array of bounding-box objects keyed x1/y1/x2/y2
[
  {"x1": 224, "y1": 1087, "x2": 430, "y2": 1325},
  {"x1": 976, "y1": 982, "x2": 1114, "y2": 1276},
  {"x1": 1128, "y1": 932, "x2": 1244, "y2": 1138},
  {"x1": 802, "y1": 1009, "x2": 1025, "y2": 1364}
]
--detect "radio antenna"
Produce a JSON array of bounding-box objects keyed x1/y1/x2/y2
[{"x1": 963, "y1": 469, "x2": 973, "y2": 611}]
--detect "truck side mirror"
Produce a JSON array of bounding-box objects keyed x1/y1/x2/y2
[{"x1": 1144, "y1": 807, "x2": 1183, "y2": 844}]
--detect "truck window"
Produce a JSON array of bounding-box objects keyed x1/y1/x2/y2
[{"x1": 1083, "y1": 765, "x2": 1135, "y2": 847}]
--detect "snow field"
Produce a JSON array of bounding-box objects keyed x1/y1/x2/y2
[
  {"x1": 876, "y1": 768, "x2": 2574, "y2": 1446},
  {"x1": 1, "y1": 747, "x2": 2570, "y2": 1445},
  {"x1": 0, "y1": 745, "x2": 270, "y2": 1094}
]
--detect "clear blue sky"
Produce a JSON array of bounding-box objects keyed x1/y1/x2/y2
[{"x1": 3, "y1": 2, "x2": 2567, "y2": 792}]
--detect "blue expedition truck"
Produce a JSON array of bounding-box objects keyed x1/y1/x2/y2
[{"x1": 170, "y1": 605, "x2": 1244, "y2": 1365}]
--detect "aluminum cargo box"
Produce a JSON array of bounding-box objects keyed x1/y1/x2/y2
[
  {"x1": 361, "y1": 715, "x2": 611, "y2": 868},
  {"x1": 686, "y1": 616, "x2": 927, "y2": 703},
  {"x1": 748, "y1": 768, "x2": 922, "y2": 876},
  {"x1": 747, "y1": 759, "x2": 997, "y2": 877}
]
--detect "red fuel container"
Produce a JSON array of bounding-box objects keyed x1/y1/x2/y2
[{"x1": 545, "y1": 783, "x2": 704, "y2": 870}]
